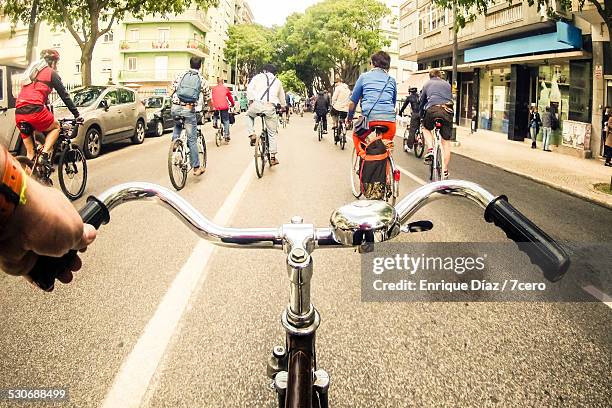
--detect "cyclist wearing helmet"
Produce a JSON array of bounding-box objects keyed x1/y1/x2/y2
[
  {"x1": 399, "y1": 87, "x2": 420, "y2": 151},
  {"x1": 15, "y1": 49, "x2": 80, "y2": 168}
]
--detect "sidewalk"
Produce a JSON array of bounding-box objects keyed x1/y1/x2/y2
[{"x1": 452, "y1": 126, "x2": 612, "y2": 209}]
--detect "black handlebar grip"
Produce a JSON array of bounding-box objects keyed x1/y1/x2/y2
[
  {"x1": 28, "y1": 197, "x2": 110, "y2": 292},
  {"x1": 484, "y1": 196, "x2": 570, "y2": 282}
]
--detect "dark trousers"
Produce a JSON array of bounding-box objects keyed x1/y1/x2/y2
[
  {"x1": 407, "y1": 115, "x2": 420, "y2": 146},
  {"x1": 316, "y1": 112, "x2": 327, "y2": 131}
]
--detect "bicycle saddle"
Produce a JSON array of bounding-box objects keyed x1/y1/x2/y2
[
  {"x1": 256, "y1": 113, "x2": 267, "y2": 117},
  {"x1": 18, "y1": 121, "x2": 34, "y2": 136},
  {"x1": 330, "y1": 200, "x2": 400, "y2": 246},
  {"x1": 372, "y1": 125, "x2": 389, "y2": 133}
]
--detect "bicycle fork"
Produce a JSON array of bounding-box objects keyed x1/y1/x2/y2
[{"x1": 266, "y1": 219, "x2": 330, "y2": 408}]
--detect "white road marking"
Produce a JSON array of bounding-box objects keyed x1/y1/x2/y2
[
  {"x1": 101, "y1": 163, "x2": 254, "y2": 408},
  {"x1": 395, "y1": 164, "x2": 427, "y2": 186},
  {"x1": 582, "y1": 285, "x2": 612, "y2": 309}
]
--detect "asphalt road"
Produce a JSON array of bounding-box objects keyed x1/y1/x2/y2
[{"x1": 0, "y1": 115, "x2": 610, "y2": 408}]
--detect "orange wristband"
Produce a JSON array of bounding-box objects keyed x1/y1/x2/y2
[{"x1": 0, "y1": 149, "x2": 25, "y2": 225}]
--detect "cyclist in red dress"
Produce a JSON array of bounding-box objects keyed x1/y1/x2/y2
[{"x1": 15, "y1": 49, "x2": 80, "y2": 168}]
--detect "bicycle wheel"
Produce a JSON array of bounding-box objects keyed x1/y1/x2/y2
[
  {"x1": 385, "y1": 158, "x2": 398, "y2": 207},
  {"x1": 340, "y1": 127, "x2": 346, "y2": 150},
  {"x1": 16, "y1": 155, "x2": 52, "y2": 186},
  {"x1": 413, "y1": 131, "x2": 425, "y2": 158},
  {"x1": 350, "y1": 146, "x2": 362, "y2": 198},
  {"x1": 318, "y1": 126, "x2": 323, "y2": 142},
  {"x1": 255, "y1": 133, "x2": 266, "y2": 178},
  {"x1": 198, "y1": 133, "x2": 207, "y2": 170},
  {"x1": 430, "y1": 144, "x2": 443, "y2": 182},
  {"x1": 168, "y1": 139, "x2": 188, "y2": 190},
  {"x1": 58, "y1": 144, "x2": 87, "y2": 200},
  {"x1": 403, "y1": 127, "x2": 410, "y2": 153}
]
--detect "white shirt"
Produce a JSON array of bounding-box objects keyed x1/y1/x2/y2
[
  {"x1": 331, "y1": 82, "x2": 351, "y2": 112},
  {"x1": 247, "y1": 72, "x2": 286, "y2": 106}
]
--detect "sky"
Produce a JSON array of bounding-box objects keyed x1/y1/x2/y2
[{"x1": 247, "y1": 0, "x2": 322, "y2": 27}]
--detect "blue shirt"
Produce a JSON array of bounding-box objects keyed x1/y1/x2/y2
[
  {"x1": 420, "y1": 77, "x2": 452, "y2": 111},
  {"x1": 350, "y1": 68, "x2": 397, "y2": 122}
]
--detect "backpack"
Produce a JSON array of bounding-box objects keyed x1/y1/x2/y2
[
  {"x1": 358, "y1": 135, "x2": 391, "y2": 200},
  {"x1": 176, "y1": 71, "x2": 202, "y2": 103}
]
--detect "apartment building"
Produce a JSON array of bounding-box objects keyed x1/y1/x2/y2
[{"x1": 399, "y1": 0, "x2": 610, "y2": 159}]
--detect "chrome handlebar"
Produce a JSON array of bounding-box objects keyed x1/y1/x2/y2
[{"x1": 28, "y1": 180, "x2": 571, "y2": 292}]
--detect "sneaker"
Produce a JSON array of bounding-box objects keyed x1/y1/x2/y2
[
  {"x1": 270, "y1": 156, "x2": 279, "y2": 166},
  {"x1": 424, "y1": 151, "x2": 433, "y2": 164},
  {"x1": 531, "y1": 141, "x2": 536, "y2": 149},
  {"x1": 443, "y1": 170, "x2": 449, "y2": 180},
  {"x1": 225, "y1": 136, "x2": 231, "y2": 142},
  {"x1": 249, "y1": 134, "x2": 256, "y2": 146},
  {"x1": 193, "y1": 167, "x2": 205, "y2": 176},
  {"x1": 314, "y1": 123, "x2": 318, "y2": 131}
]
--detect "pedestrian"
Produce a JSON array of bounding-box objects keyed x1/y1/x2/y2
[
  {"x1": 604, "y1": 110, "x2": 612, "y2": 167},
  {"x1": 529, "y1": 104, "x2": 541, "y2": 149},
  {"x1": 541, "y1": 106, "x2": 554, "y2": 152}
]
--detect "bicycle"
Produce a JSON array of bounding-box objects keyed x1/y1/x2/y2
[
  {"x1": 167, "y1": 116, "x2": 207, "y2": 191},
  {"x1": 30, "y1": 180, "x2": 571, "y2": 407},
  {"x1": 333, "y1": 117, "x2": 347, "y2": 150},
  {"x1": 317, "y1": 117, "x2": 324, "y2": 142},
  {"x1": 402, "y1": 118, "x2": 424, "y2": 158},
  {"x1": 428, "y1": 119, "x2": 445, "y2": 182},
  {"x1": 255, "y1": 113, "x2": 272, "y2": 179},
  {"x1": 351, "y1": 125, "x2": 400, "y2": 206},
  {"x1": 15, "y1": 118, "x2": 87, "y2": 200}
]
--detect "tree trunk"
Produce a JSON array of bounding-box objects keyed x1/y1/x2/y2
[
  {"x1": 80, "y1": 42, "x2": 95, "y2": 86},
  {"x1": 25, "y1": 0, "x2": 39, "y2": 65}
]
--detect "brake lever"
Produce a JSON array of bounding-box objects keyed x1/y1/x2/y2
[{"x1": 401, "y1": 220, "x2": 433, "y2": 234}]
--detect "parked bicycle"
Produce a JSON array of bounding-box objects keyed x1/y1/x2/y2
[
  {"x1": 15, "y1": 117, "x2": 87, "y2": 200},
  {"x1": 167, "y1": 116, "x2": 207, "y2": 191},
  {"x1": 29, "y1": 180, "x2": 571, "y2": 408},
  {"x1": 427, "y1": 119, "x2": 445, "y2": 182},
  {"x1": 403, "y1": 120, "x2": 424, "y2": 158},
  {"x1": 255, "y1": 113, "x2": 272, "y2": 179},
  {"x1": 351, "y1": 125, "x2": 400, "y2": 206},
  {"x1": 333, "y1": 118, "x2": 347, "y2": 150}
]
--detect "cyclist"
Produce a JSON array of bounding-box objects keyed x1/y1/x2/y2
[
  {"x1": 313, "y1": 90, "x2": 330, "y2": 134},
  {"x1": 419, "y1": 68, "x2": 453, "y2": 178},
  {"x1": 211, "y1": 77, "x2": 235, "y2": 142},
  {"x1": 170, "y1": 57, "x2": 210, "y2": 176},
  {"x1": 398, "y1": 87, "x2": 420, "y2": 152},
  {"x1": 330, "y1": 75, "x2": 351, "y2": 143},
  {"x1": 245, "y1": 64, "x2": 286, "y2": 166},
  {"x1": 15, "y1": 49, "x2": 80, "y2": 168}
]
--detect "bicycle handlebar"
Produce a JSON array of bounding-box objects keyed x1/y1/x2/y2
[{"x1": 28, "y1": 180, "x2": 571, "y2": 291}]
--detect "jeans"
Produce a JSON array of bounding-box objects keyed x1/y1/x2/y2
[
  {"x1": 529, "y1": 126, "x2": 538, "y2": 143},
  {"x1": 214, "y1": 109, "x2": 231, "y2": 136},
  {"x1": 246, "y1": 100, "x2": 278, "y2": 154},
  {"x1": 171, "y1": 104, "x2": 200, "y2": 169},
  {"x1": 542, "y1": 127, "x2": 552, "y2": 150}
]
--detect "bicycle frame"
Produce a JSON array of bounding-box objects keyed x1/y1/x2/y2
[{"x1": 431, "y1": 125, "x2": 445, "y2": 181}]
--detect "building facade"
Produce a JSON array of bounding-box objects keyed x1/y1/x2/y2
[{"x1": 399, "y1": 0, "x2": 610, "y2": 159}]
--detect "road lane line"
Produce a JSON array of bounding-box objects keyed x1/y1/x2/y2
[
  {"x1": 395, "y1": 164, "x2": 427, "y2": 186},
  {"x1": 582, "y1": 285, "x2": 612, "y2": 309},
  {"x1": 101, "y1": 163, "x2": 254, "y2": 408}
]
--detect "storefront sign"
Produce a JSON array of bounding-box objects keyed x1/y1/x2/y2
[
  {"x1": 493, "y1": 86, "x2": 505, "y2": 111},
  {"x1": 562, "y1": 120, "x2": 591, "y2": 150},
  {"x1": 594, "y1": 65, "x2": 603, "y2": 80}
]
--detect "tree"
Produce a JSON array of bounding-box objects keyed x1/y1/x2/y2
[
  {"x1": 433, "y1": 0, "x2": 611, "y2": 57},
  {"x1": 225, "y1": 23, "x2": 277, "y2": 86},
  {"x1": 2, "y1": 0, "x2": 218, "y2": 85},
  {"x1": 278, "y1": 70, "x2": 306, "y2": 94},
  {"x1": 277, "y1": 0, "x2": 390, "y2": 91}
]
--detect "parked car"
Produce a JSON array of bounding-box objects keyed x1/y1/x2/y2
[
  {"x1": 54, "y1": 85, "x2": 147, "y2": 159},
  {"x1": 143, "y1": 95, "x2": 174, "y2": 137}
]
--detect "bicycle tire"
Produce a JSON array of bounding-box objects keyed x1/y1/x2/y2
[
  {"x1": 58, "y1": 144, "x2": 87, "y2": 200},
  {"x1": 198, "y1": 133, "x2": 207, "y2": 170},
  {"x1": 215, "y1": 128, "x2": 222, "y2": 147},
  {"x1": 340, "y1": 128, "x2": 346, "y2": 150},
  {"x1": 350, "y1": 146, "x2": 362, "y2": 198},
  {"x1": 255, "y1": 132, "x2": 266, "y2": 178},
  {"x1": 168, "y1": 139, "x2": 187, "y2": 190},
  {"x1": 431, "y1": 144, "x2": 443, "y2": 182},
  {"x1": 386, "y1": 157, "x2": 398, "y2": 207},
  {"x1": 318, "y1": 126, "x2": 323, "y2": 142},
  {"x1": 414, "y1": 132, "x2": 425, "y2": 158},
  {"x1": 403, "y1": 127, "x2": 410, "y2": 153}
]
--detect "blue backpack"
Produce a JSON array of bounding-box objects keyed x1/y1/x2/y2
[{"x1": 176, "y1": 71, "x2": 202, "y2": 103}]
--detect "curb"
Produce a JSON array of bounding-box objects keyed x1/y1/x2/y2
[{"x1": 453, "y1": 151, "x2": 612, "y2": 211}]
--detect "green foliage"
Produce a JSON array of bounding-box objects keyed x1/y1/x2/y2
[
  {"x1": 225, "y1": 23, "x2": 277, "y2": 83},
  {"x1": 278, "y1": 70, "x2": 306, "y2": 94}
]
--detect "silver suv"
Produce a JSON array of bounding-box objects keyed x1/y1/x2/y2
[{"x1": 54, "y1": 86, "x2": 147, "y2": 159}]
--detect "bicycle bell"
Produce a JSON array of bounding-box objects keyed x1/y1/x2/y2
[{"x1": 330, "y1": 200, "x2": 400, "y2": 247}]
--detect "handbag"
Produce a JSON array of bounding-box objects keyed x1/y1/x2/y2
[{"x1": 354, "y1": 76, "x2": 391, "y2": 140}]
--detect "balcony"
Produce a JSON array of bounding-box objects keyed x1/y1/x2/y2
[
  {"x1": 119, "y1": 39, "x2": 210, "y2": 57},
  {"x1": 485, "y1": 3, "x2": 524, "y2": 29},
  {"x1": 118, "y1": 69, "x2": 187, "y2": 83},
  {"x1": 123, "y1": 8, "x2": 211, "y2": 32}
]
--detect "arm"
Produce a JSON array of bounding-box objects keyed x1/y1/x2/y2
[
  {"x1": 51, "y1": 72, "x2": 79, "y2": 117},
  {"x1": 0, "y1": 145, "x2": 96, "y2": 284},
  {"x1": 348, "y1": 76, "x2": 363, "y2": 120},
  {"x1": 399, "y1": 96, "x2": 410, "y2": 116},
  {"x1": 418, "y1": 88, "x2": 427, "y2": 118},
  {"x1": 331, "y1": 87, "x2": 339, "y2": 107},
  {"x1": 246, "y1": 76, "x2": 257, "y2": 101},
  {"x1": 278, "y1": 84, "x2": 287, "y2": 108},
  {"x1": 226, "y1": 88, "x2": 235, "y2": 106}
]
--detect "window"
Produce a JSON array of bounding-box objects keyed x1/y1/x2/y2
[
  {"x1": 104, "y1": 90, "x2": 118, "y2": 105},
  {"x1": 0, "y1": 69, "x2": 4, "y2": 102},
  {"x1": 128, "y1": 57, "x2": 137, "y2": 71},
  {"x1": 52, "y1": 36, "x2": 61, "y2": 48},
  {"x1": 103, "y1": 31, "x2": 114, "y2": 43},
  {"x1": 75, "y1": 61, "x2": 81, "y2": 74},
  {"x1": 101, "y1": 59, "x2": 112, "y2": 73},
  {"x1": 158, "y1": 28, "x2": 170, "y2": 42},
  {"x1": 129, "y1": 29, "x2": 139, "y2": 42},
  {"x1": 118, "y1": 88, "x2": 135, "y2": 104}
]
